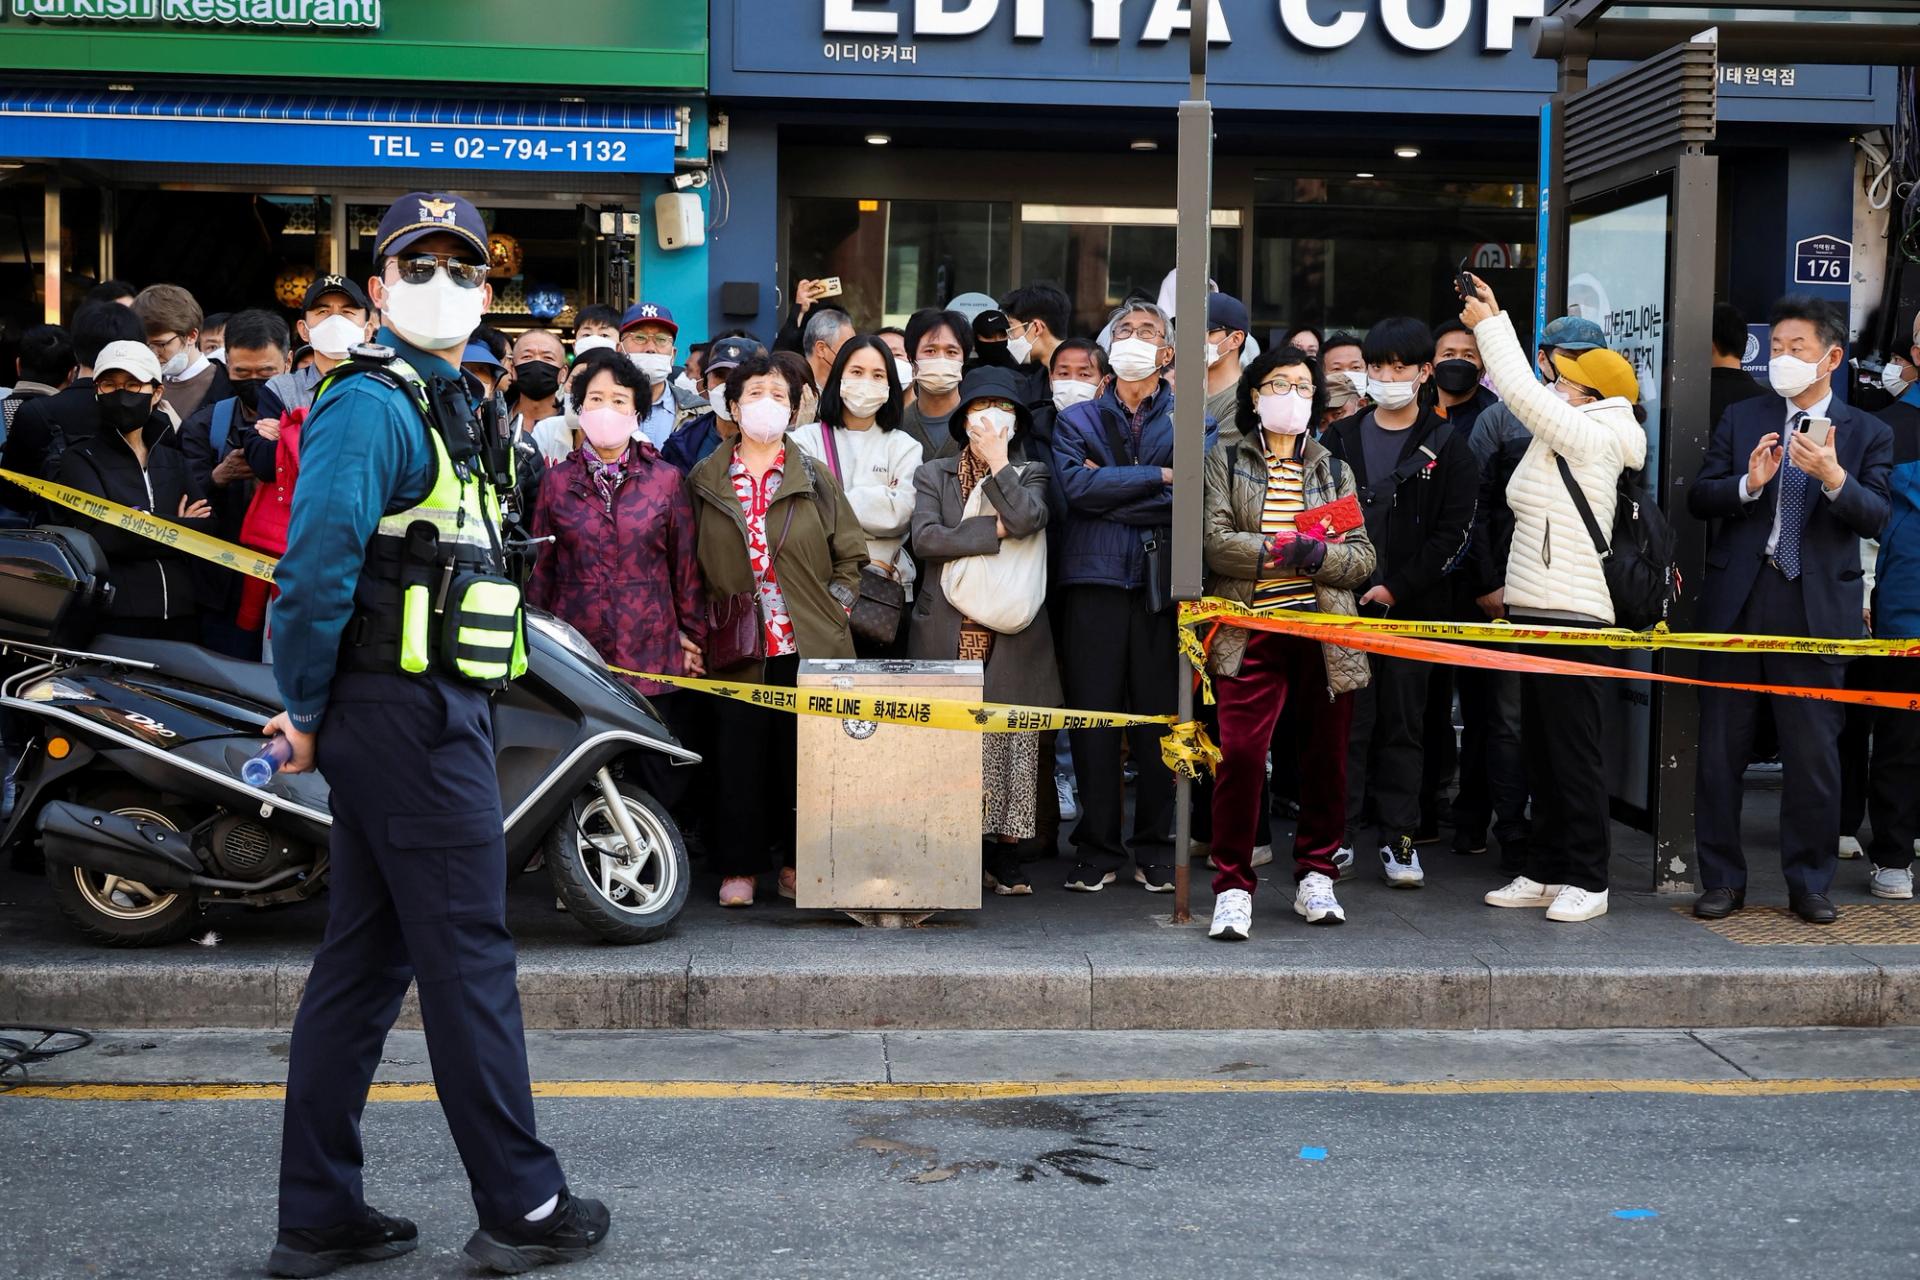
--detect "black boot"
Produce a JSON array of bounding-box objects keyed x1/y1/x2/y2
[
  {"x1": 266, "y1": 1208, "x2": 417, "y2": 1278},
  {"x1": 463, "y1": 1190, "x2": 611, "y2": 1274}
]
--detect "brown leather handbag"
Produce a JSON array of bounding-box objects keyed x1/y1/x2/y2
[{"x1": 704, "y1": 504, "x2": 797, "y2": 671}]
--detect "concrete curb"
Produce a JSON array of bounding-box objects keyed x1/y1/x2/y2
[{"x1": 4, "y1": 953, "x2": 1915, "y2": 1031}]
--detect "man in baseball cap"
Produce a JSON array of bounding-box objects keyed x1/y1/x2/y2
[
  {"x1": 1204, "y1": 293, "x2": 1252, "y2": 438},
  {"x1": 262, "y1": 274, "x2": 378, "y2": 420},
  {"x1": 662, "y1": 333, "x2": 764, "y2": 474},
  {"x1": 618, "y1": 302, "x2": 702, "y2": 447}
]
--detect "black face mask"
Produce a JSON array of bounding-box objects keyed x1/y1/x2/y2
[
  {"x1": 230, "y1": 377, "x2": 269, "y2": 411},
  {"x1": 1434, "y1": 359, "x2": 1482, "y2": 396},
  {"x1": 96, "y1": 389, "x2": 155, "y2": 434},
  {"x1": 513, "y1": 361, "x2": 560, "y2": 401}
]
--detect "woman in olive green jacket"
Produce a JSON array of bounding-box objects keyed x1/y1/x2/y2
[
  {"x1": 688, "y1": 352, "x2": 866, "y2": 907},
  {"x1": 1200, "y1": 345, "x2": 1375, "y2": 942}
]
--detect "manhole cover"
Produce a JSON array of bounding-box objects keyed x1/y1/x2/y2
[{"x1": 1678, "y1": 903, "x2": 1920, "y2": 945}]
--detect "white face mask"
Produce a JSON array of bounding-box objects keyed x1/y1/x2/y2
[
  {"x1": 1007, "y1": 333, "x2": 1033, "y2": 366},
  {"x1": 630, "y1": 352, "x2": 674, "y2": 386},
  {"x1": 1336, "y1": 369, "x2": 1369, "y2": 401},
  {"x1": 573, "y1": 334, "x2": 616, "y2": 356},
  {"x1": 1205, "y1": 342, "x2": 1224, "y2": 368},
  {"x1": 382, "y1": 272, "x2": 485, "y2": 352},
  {"x1": 1367, "y1": 376, "x2": 1420, "y2": 411},
  {"x1": 893, "y1": 356, "x2": 915, "y2": 389},
  {"x1": 708, "y1": 385, "x2": 733, "y2": 422},
  {"x1": 1109, "y1": 337, "x2": 1162, "y2": 383},
  {"x1": 838, "y1": 377, "x2": 890, "y2": 420},
  {"x1": 738, "y1": 397, "x2": 790, "y2": 444},
  {"x1": 1885, "y1": 361, "x2": 1915, "y2": 397},
  {"x1": 1768, "y1": 352, "x2": 1827, "y2": 399},
  {"x1": 1256, "y1": 391, "x2": 1312, "y2": 436},
  {"x1": 307, "y1": 313, "x2": 365, "y2": 359},
  {"x1": 968, "y1": 406, "x2": 1016, "y2": 439},
  {"x1": 160, "y1": 349, "x2": 192, "y2": 380},
  {"x1": 915, "y1": 357, "x2": 963, "y2": 395},
  {"x1": 1052, "y1": 379, "x2": 1098, "y2": 413},
  {"x1": 207, "y1": 347, "x2": 227, "y2": 366},
  {"x1": 672, "y1": 371, "x2": 699, "y2": 398}
]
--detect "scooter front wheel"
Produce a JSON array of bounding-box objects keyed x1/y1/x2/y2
[
  {"x1": 544, "y1": 775, "x2": 689, "y2": 944},
  {"x1": 45, "y1": 790, "x2": 201, "y2": 947}
]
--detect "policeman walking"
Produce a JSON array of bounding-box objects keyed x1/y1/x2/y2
[{"x1": 262, "y1": 192, "x2": 610, "y2": 1277}]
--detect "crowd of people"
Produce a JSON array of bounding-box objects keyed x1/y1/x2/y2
[{"x1": 4, "y1": 255, "x2": 1920, "y2": 939}]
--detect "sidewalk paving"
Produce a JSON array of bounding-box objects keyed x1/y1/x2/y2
[{"x1": 3, "y1": 790, "x2": 1916, "y2": 1032}]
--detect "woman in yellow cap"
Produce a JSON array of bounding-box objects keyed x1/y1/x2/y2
[{"x1": 1460, "y1": 276, "x2": 1647, "y2": 924}]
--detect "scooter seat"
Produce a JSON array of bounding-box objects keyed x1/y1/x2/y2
[{"x1": 91, "y1": 635, "x2": 285, "y2": 710}]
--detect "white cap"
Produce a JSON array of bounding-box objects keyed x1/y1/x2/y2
[{"x1": 92, "y1": 340, "x2": 164, "y2": 385}]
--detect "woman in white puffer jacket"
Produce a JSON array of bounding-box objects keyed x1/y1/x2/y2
[{"x1": 1461, "y1": 276, "x2": 1648, "y2": 925}]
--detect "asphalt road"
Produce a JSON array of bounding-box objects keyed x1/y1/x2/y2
[{"x1": 4, "y1": 1030, "x2": 1918, "y2": 1280}]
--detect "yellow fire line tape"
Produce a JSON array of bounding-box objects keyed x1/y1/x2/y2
[
  {"x1": 8, "y1": 1077, "x2": 1919, "y2": 1103},
  {"x1": 1180, "y1": 598, "x2": 1920, "y2": 659},
  {"x1": 611, "y1": 669, "x2": 1174, "y2": 734},
  {"x1": 2, "y1": 468, "x2": 279, "y2": 583}
]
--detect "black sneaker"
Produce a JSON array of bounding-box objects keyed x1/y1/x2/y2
[
  {"x1": 1064, "y1": 862, "x2": 1117, "y2": 892},
  {"x1": 984, "y1": 847, "x2": 1033, "y2": 896},
  {"x1": 1414, "y1": 816, "x2": 1444, "y2": 845},
  {"x1": 266, "y1": 1209, "x2": 418, "y2": 1278},
  {"x1": 463, "y1": 1190, "x2": 611, "y2": 1274},
  {"x1": 1135, "y1": 863, "x2": 1175, "y2": 893}
]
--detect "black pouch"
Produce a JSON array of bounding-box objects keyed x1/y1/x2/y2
[
  {"x1": 1142, "y1": 527, "x2": 1173, "y2": 614},
  {"x1": 437, "y1": 569, "x2": 526, "y2": 688}
]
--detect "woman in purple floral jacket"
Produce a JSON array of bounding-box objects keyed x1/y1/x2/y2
[{"x1": 528, "y1": 356, "x2": 707, "y2": 726}]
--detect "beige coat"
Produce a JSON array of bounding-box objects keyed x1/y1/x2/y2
[{"x1": 1202, "y1": 432, "x2": 1375, "y2": 694}]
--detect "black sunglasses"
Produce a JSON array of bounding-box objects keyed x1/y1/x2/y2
[{"x1": 391, "y1": 252, "x2": 489, "y2": 290}]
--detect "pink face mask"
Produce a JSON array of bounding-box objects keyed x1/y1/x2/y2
[
  {"x1": 1256, "y1": 391, "x2": 1312, "y2": 436},
  {"x1": 579, "y1": 406, "x2": 637, "y2": 451}
]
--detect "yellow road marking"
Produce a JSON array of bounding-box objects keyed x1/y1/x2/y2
[{"x1": 7, "y1": 1077, "x2": 1920, "y2": 1103}]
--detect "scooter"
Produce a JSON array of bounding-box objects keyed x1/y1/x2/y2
[{"x1": 0, "y1": 525, "x2": 697, "y2": 947}]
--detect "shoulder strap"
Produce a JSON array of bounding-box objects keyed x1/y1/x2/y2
[
  {"x1": 1361, "y1": 420, "x2": 1453, "y2": 501},
  {"x1": 1555, "y1": 454, "x2": 1611, "y2": 556},
  {"x1": 818, "y1": 426, "x2": 845, "y2": 485},
  {"x1": 210, "y1": 398, "x2": 237, "y2": 454},
  {"x1": 794, "y1": 449, "x2": 834, "y2": 528}
]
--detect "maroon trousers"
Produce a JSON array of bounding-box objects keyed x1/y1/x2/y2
[{"x1": 1210, "y1": 631, "x2": 1354, "y2": 897}]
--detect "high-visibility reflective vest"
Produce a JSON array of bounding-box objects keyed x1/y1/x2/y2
[{"x1": 325, "y1": 352, "x2": 528, "y2": 688}]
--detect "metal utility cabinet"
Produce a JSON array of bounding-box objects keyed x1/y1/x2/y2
[{"x1": 794, "y1": 659, "x2": 983, "y2": 922}]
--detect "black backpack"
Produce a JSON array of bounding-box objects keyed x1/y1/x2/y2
[{"x1": 1555, "y1": 457, "x2": 1679, "y2": 631}]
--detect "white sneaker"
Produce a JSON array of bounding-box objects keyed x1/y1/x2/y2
[
  {"x1": 1545, "y1": 885, "x2": 1609, "y2": 922},
  {"x1": 1293, "y1": 872, "x2": 1346, "y2": 925},
  {"x1": 1251, "y1": 843, "x2": 1273, "y2": 868},
  {"x1": 1055, "y1": 773, "x2": 1080, "y2": 823},
  {"x1": 1333, "y1": 846, "x2": 1356, "y2": 879},
  {"x1": 1484, "y1": 876, "x2": 1565, "y2": 909},
  {"x1": 1379, "y1": 840, "x2": 1425, "y2": 888},
  {"x1": 1838, "y1": 836, "x2": 1864, "y2": 860},
  {"x1": 1209, "y1": 888, "x2": 1253, "y2": 941}
]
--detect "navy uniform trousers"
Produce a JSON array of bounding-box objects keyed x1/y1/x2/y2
[
  {"x1": 1696, "y1": 566, "x2": 1848, "y2": 899},
  {"x1": 278, "y1": 671, "x2": 562, "y2": 1230}
]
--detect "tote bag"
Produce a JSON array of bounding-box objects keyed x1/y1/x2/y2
[{"x1": 940, "y1": 467, "x2": 1047, "y2": 635}]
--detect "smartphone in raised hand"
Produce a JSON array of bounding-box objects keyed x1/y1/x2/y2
[{"x1": 1454, "y1": 257, "x2": 1478, "y2": 303}]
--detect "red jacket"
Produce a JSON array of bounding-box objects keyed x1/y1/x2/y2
[
  {"x1": 526, "y1": 442, "x2": 706, "y2": 695},
  {"x1": 236, "y1": 408, "x2": 303, "y2": 632}
]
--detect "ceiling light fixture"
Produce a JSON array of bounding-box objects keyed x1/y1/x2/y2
[
  {"x1": 1394, "y1": 145, "x2": 1422, "y2": 159},
  {"x1": 865, "y1": 133, "x2": 891, "y2": 146},
  {"x1": 1355, "y1": 171, "x2": 1376, "y2": 179},
  {"x1": 1130, "y1": 138, "x2": 1159, "y2": 152}
]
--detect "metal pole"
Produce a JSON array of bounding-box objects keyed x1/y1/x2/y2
[
  {"x1": 42, "y1": 180, "x2": 61, "y2": 324},
  {"x1": 1170, "y1": 4, "x2": 1213, "y2": 925}
]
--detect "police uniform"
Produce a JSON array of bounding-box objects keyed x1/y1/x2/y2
[{"x1": 272, "y1": 195, "x2": 562, "y2": 1236}]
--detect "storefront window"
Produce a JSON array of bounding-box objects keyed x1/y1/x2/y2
[
  {"x1": 789, "y1": 197, "x2": 1010, "y2": 331},
  {"x1": 1020, "y1": 207, "x2": 1241, "y2": 338},
  {"x1": 1252, "y1": 175, "x2": 1537, "y2": 341}
]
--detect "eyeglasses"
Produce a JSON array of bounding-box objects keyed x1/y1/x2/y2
[
  {"x1": 1257, "y1": 379, "x2": 1316, "y2": 398},
  {"x1": 1111, "y1": 323, "x2": 1166, "y2": 342},
  {"x1": 624, "y1": 330, "x2": 676, "y2": 353},
  {"x1": 145, "y1": 333, "x2": 186, "y2": 356},
  {"x1": 1554, "y1": 376, "x2": 1600, "y2": 401},
  {"x1": 970, "y1": 399, "x2": 1018, "y2": 414},
  {"x1": 391, "y1": 252, "x2": 489, "y2": 289}
]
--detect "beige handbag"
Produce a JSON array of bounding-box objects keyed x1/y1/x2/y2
[{"x1": 940, "y1": 467, "x2": 1047, "y2": 635}]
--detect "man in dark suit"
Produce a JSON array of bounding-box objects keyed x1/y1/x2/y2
[
  {"x1": 1709, "y1": 301, "x2": 1768, "y2": 431},
  {"x1": 1688, "y1": 295, "x2": 1894, "y2": 923}
]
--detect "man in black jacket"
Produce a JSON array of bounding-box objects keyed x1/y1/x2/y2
[
  {"x1": 179, "y1": 309, "x2": 290, "y2": 658},
  {"x1": 1710, "y1": 301, "x2": 1769, "y2": 432},
  {"x1": 53, "y1": 340, "x2": 212, "y2": 640},
  {"x1": 1, "y1": 302, "x2": 145, "y2": 510},
  {"x1": 1325, "y1": 317, "x2": 1478, "y2": 888}
]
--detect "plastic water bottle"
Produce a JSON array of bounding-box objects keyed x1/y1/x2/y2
[{"x1": 241, "y1": 736, "x2": 292, "y2": 788}]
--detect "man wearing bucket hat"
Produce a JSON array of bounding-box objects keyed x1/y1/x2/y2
[{"x1": 262, "y1": 192, "x2": 609, "y2": 1277}]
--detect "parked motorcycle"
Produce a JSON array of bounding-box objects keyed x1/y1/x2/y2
[{"x1": 0, "y1": 525, "x2": 696, "y2": 947}]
